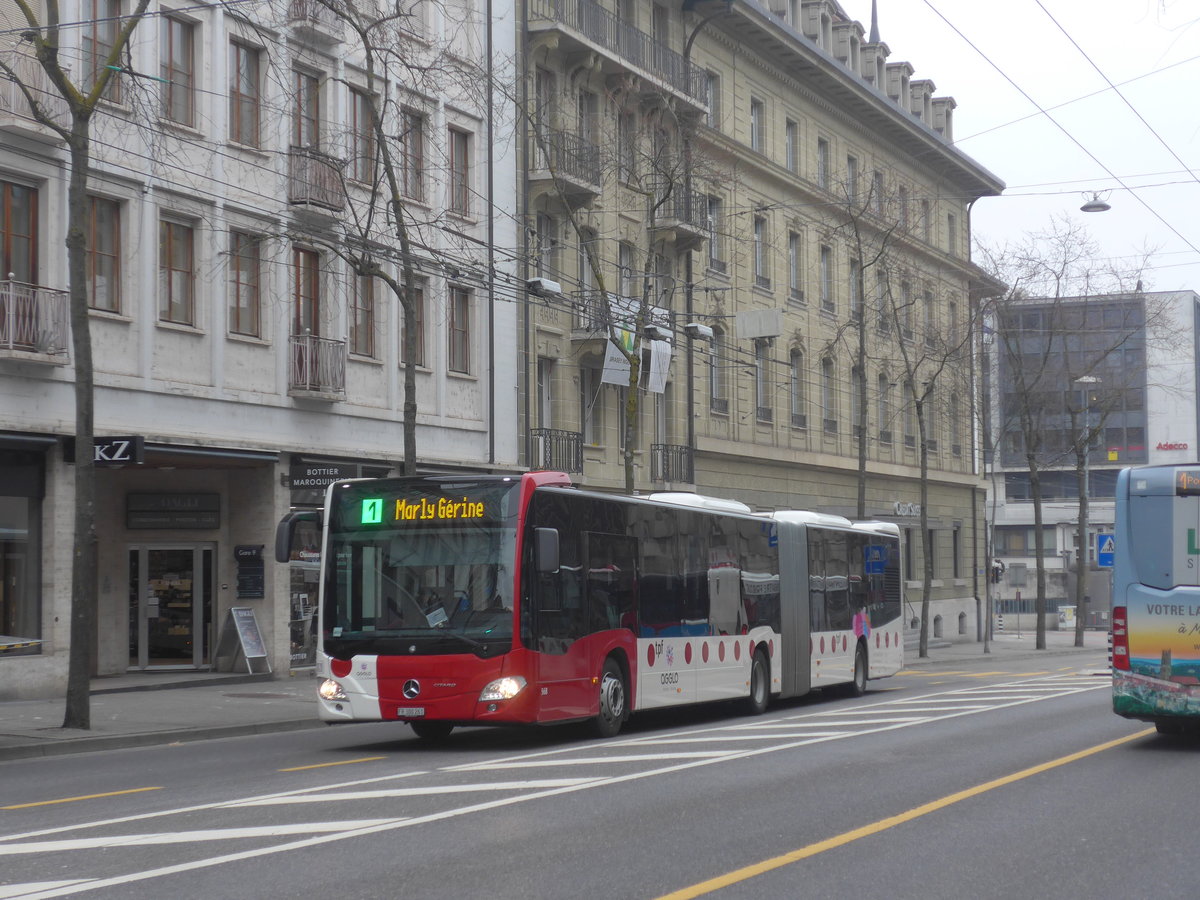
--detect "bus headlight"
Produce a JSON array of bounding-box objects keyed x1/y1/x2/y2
[
  {"x1": 318, "y1": 678, "x2": 348, "y2": 701},
  {"x1": 479, "y1": 676, "x2": 526, "y2": 702}
]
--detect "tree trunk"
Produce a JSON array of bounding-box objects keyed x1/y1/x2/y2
[{"x1": 63, "y1": 121, "x2": 96, "y2": 729}]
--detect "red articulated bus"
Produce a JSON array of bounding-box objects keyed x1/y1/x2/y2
[{"x1": 276, "y1": 472, "x2": 903, "y2": 739}]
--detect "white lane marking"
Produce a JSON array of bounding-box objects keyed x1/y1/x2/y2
[
  {"x1": 0, "y1": 822, "x2": 402, "y2": 855},
  {"x1": 228, "y1": 779, "x2": 601, "y2": 805},
  {"x1": 731, "y1": 717, "x2": 926, "y2": 727},
  {"x1": 0, "y1": 771, "x2": 428, "y2": 845},
  {"x1": 629, "y1": 732, "x2": 850, "y2": 743},
  {"x1": 0, "y1": 884, "x2": 90, "y2": 898},
  {"x1": 456, "y1": 751, "x2": 730, "y2": 769}
]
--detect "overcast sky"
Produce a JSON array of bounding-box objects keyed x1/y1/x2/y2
[{"x1": 843, "y1": 0, "x2": 1200, "y2": 292}]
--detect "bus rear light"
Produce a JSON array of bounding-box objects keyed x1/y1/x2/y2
[
  {"x1": 1111, "y1": 607, "x2": 1130, "y2": 671},
  {"x1": 479, "y1": 676, "x2": 527, "y2": 702},
  {"x1": 318, "y1": 678, "x2": 349, "y2": 701}
]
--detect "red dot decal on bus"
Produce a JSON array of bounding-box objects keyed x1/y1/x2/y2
[
  {"x1": 734, "y1": 641, "x2": 741, "y2": 661},
  {"x1": 769, "y1": 639, "x2": 775, "y2": 657},
  {"x1": 718, "y1": 642, "x2": 726, "y2": 662},
  {"x1": 820, "y1": 636, "x2": 825, "y2": 654},
  {"x1": 748, "y1": 640, "x2": 755, "y2": 657},
  {"x1": 843, "y1": 636, "x2": 848, "y2": 652},
  {"x1": 331, "y1": 658, "x2": 352, "y2": 678},
  {"x1": 647, "y1": 644, "x2": 656, "y2": 667},
  {"x1": 703, "y1": 642, "x2": 710, "y2": 663},
  {"x1": 875, "y1": 633, "x2": 880, "y2": 648},
  {"x1": 886, "y1": 632, "x2": 890, "y2": 647},
  {"x1": 685, "y1": 643, "x2": 693, "y2": 664}
]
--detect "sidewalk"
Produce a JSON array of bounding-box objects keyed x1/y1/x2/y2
[{"x1": 0, "y1": 630, "x2": 1110, "y2": 763}]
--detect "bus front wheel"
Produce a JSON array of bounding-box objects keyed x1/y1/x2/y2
[{"x1": 594, "y1": 658, "x2": 627, "y2": 738}]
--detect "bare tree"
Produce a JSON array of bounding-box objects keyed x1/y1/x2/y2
[
  {"x1": 978, "y1": 218, "x2": 1160, "y2": 649},
  {"x1": 520, "y1": 56, "x2": 713, "y2": 492},
  {"x1": 3, "y1": 0, "x2": 154, "y2": 728}
]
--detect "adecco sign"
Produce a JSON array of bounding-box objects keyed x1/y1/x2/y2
[{"x1": 1157, "y1": 442, "x2": 1190, "y2": 451}]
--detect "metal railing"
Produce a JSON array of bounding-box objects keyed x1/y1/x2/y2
[
  {"x1": 287, "y1": 0, "x2": 344, "y2": 38},
  {"x1": 0, "y1": 280, "x2": 70, "y2": 358},
  {"x1": 574, "y1": 290, "x2": 672, "y2": 333},
  {"x1": 651, "y1": 443, "x2": 693, "y2": 482},
  {"x1": 531, "y1": 128, "x2": 601, "y2": 186},
  {"x1": 288, "y1": 146, "x2": 345, "y2": 210},
  {"x1": 528, "y1": 0, "x2": 707, "y2": 102},
  {"x1": 289, "y1": 332, "x2": 345, "y2": 394},
  {"x1": 531, "y1": 428, "x2": 583, "y2": 472}
]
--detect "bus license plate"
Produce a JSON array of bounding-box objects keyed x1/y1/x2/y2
[{"x1": 397, "y1": 707, "x2": 425, "y2": 717}]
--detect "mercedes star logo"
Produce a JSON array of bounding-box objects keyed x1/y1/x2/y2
[{"x1": 402, "y1": 679, "x2": 421, "y2": 699}]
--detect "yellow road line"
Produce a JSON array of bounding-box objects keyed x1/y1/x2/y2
[
  {"x1": 2, "y1": 787, "x2": 162, "y2": 810},
  {"x1": 279, "y1": 756, "x2": 387, "y2": 771},
  {"x1": 654, "y1": 728, "x2": 1153, "y2": 900}
]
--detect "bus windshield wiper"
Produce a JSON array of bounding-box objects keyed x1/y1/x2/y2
[{"x1": 432, "y1": 631, "x2": 491, "y2": 656}]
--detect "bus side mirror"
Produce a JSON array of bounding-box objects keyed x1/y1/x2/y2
[
  {"x1": 534, "y1": 527, "x2": 560, "y2": 574},
  {"x1": 275, "y1": 509, "x2": 322, "y2": 563}
]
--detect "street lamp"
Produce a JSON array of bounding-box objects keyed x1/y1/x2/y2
[{"x1": 1073, "y1": 375, "x2": 1100, "y2": 638}]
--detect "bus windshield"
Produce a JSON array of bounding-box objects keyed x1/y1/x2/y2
[{"x1": 323, "y1": 480, "x2": 521, "y2": 658}]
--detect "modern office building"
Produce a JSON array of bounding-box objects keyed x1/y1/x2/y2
[{"x1": 988, "y1": 289, "x2": 1200, "y2": 627}]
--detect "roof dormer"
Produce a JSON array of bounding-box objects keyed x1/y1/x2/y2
[
  {"x1": 931, "y1": 96, "x2": 956, "y2": 140},
  {"x1": 885, "y1": 60, "x2": 913, "y2": 109},
  {"x1": 910, "y1": 78, "x2": 935, "y2": 122}
]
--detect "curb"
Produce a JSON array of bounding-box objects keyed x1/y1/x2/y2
[{"x1": 0, "y1": 718, "x2": 326, "y2": 763}]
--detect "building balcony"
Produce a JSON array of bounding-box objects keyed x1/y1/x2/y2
[
  {"x1": 287, "y1": 0, "x2": 344, "y2": 43},
  {"x1": 531, "y1": 427, "x2": 584, "y2": 473},
  {"x1": 288, "y1": 146, "x2": 345, "y2": 214},
  {"x1": 528, "y1": 128, "x2": 602, "y2": 207},
  {"x1": 649, "y1": 187, "x2": 709, "y2": 251},
  {"x1": 0, "y1": 280, "x2": 70, "y2": 364},
  {"x1": 572, "y1": 290, "x2": 672, "y2": 338},
  {"x1": 289, "y1": 333, "x2": 345, "y2": 398},
  {"x1": 528, "y1": 0, "x2": 708, "y2": 114},
  {"x1": 651, "y1": 443, "x2": 693, "y2": 483},
  {"x1": 0, "y1": 51, "x2": 69, "y2": 143}
]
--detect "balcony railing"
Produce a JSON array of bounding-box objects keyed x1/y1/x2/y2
[
  {"x1": 573, "y1": 290, "x2": 672, "y2": 334},
  {"x1": 651, "y1": 443, "x2": 693, "y2": 483},
  {"x1": 531, "y1": 428, "x2": 583, "y2": 473},
  {"x1": 0, "y1": 280, "x2": 70, "y2": 360},
  {"x1": 288, "y1": 146, "x2": 345, "y2": 211},
  {"x1": 528, "y1": 0, "x2": 707, "y2": 103},
  {"x1": 289, "y1": 333, "x2": 345, "y2": 396},
  {"x1": 0, "y1": 51, "x2": 69, "y2": 141},
  {"x1": 531, "y1": 128, "x2": 602, "y2": 193},
  {"x1": 287, "y1": 0, "x2": 344, "y2": 40}
]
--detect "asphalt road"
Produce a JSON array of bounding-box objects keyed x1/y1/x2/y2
[{"x1": 1, "y1": 651, "x2": 1188, "y2": 900}]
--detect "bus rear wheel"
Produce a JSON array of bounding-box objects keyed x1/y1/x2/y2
[
  {"x1": 410, "y1": 721, "x2": 454, "y2": 741},
  {"x1": 594, "y1": 658, "x2": 627, "y2": 738},
  {"x1": 847, "y1": 643, "x2": 868, "y2": 697},
  {"x1": 744, "y1": 649, "x2": 769, "y2": 715}
]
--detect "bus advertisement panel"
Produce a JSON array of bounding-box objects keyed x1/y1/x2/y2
[
  {"x1": 1111, "y1": 464, "x2": 1200, "y2": 732},
  {"x1": 277, "y1": 472, "x2": 903, "y2": 740}
]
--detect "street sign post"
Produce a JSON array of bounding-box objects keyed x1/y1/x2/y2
[{"x1": 1097, "y1": 532, "x2": 1115, "y2": 568}]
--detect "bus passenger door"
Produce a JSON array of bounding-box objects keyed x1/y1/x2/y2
[
  {"x1": 582, "y1": 532, "x2": 639, "y2": 703},
  {"x1": 532, "y1": 557, "x2": 593, "y2": 721}
]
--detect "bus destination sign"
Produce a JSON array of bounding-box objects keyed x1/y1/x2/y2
[
  {"x1": 360, "y1": 495, "x2": 488, "y2": 525},
  {"x1": 1176, "y1": 469, "x2": 1200, "y2": 496}
]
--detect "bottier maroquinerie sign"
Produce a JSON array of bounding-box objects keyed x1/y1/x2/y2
[{"x1": 289, "y1": 462, "x2": 356, "y2": 489}]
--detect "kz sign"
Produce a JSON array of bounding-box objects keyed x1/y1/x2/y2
[{"x1": 63, "y1": 435, "x2": 145, "y2": 466}]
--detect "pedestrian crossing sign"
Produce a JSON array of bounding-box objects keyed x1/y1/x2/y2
[{"x1": 1097, "y1": 533, "x2": 1115, "y2": 567}]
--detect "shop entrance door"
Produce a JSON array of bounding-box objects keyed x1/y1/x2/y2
[{"x1": 128, "y1": 545, "x2": 214, "y2": 669}]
